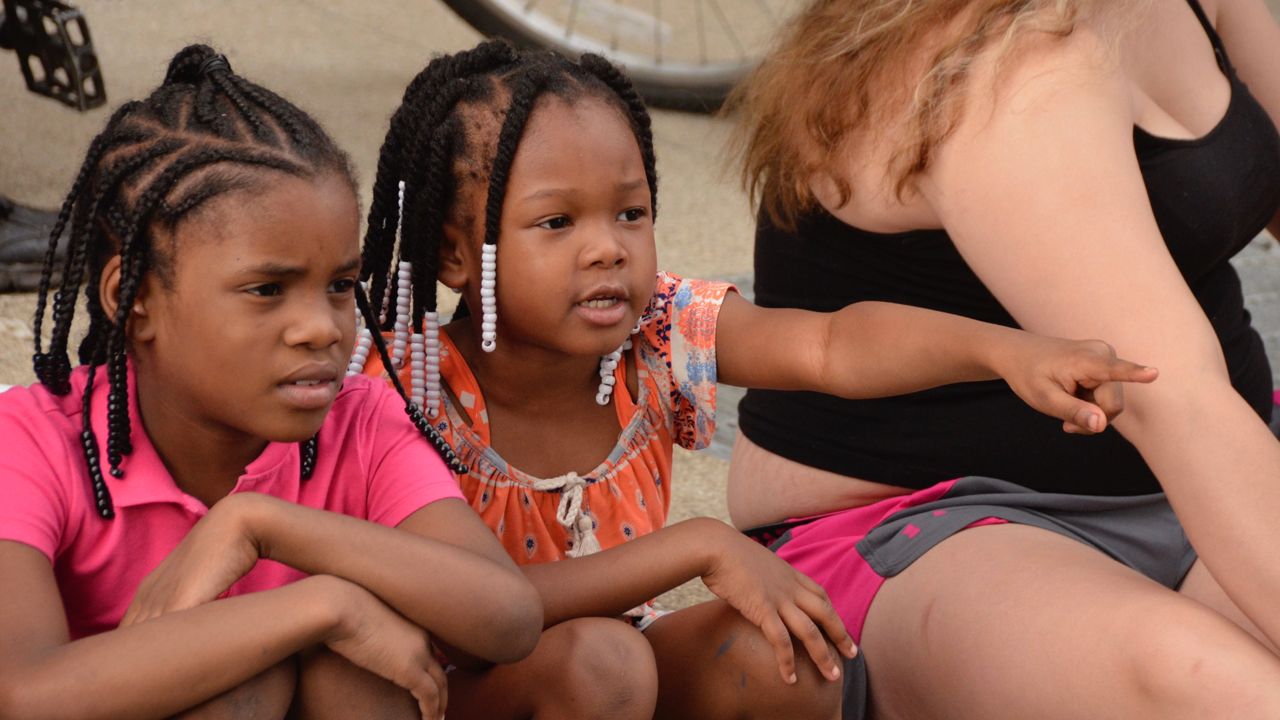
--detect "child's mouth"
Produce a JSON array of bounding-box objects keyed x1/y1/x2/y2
[
  {"x1": 574, "y1": 293, "x2": 628, "y2": 326},
  {"x1": 278, "y1": 366, "x2": 340, "y2": 411},
  {"x1": 577, "y1": 297, "x2": 620, "y2": 309}
]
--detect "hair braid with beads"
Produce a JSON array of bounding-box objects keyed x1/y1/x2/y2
[{"x1": 30, "y1": 44, "x2": 462, "y2": 519}]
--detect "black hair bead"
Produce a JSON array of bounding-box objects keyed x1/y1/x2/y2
[{"x1": 299, "y1": 435, "x2": 318, "y2": 480}]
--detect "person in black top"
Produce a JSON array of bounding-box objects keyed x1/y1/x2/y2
[{"x1": 728, "y1": 0, "x2": 1280, "y2": 717}]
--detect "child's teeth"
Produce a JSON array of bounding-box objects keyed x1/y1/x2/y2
[{"x1": 582, "y1": 298, "x2": 616, "y2": 309}]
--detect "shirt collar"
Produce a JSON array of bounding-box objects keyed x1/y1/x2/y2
[{"x1": 85, "y1": 362, "x2": 296, "y2": 510}]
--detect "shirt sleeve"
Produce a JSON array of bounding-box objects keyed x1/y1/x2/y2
[
  {"x1": 645, "y1": 272, "x2": 736, "y2": 451},
  {"x1": 359, "y1": 380, "x2": 465, "y2": 528},
  {"x1": 0, "y1": 388, "x2": 73, "y2": 563}
]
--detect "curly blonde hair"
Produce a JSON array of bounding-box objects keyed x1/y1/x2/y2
[{"x1": 729, "y1": 0, "x2": 1122, "y2": 230}]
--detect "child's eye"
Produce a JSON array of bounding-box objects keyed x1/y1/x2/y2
[
  {"x1": 247, "y1": 283, "x2": 283, "y2": 298},
  {"x1": 329, "y1": 278, "x2": 357, "y2": 294},
  {"x1": 537, "y1": 216, "x2": 571, "y2": 230},
  {"x1": 618, "y1": 208, "x2": 647, "y2": 223}
]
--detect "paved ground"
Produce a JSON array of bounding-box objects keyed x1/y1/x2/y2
[{"x1": 2, "y1": 1, "x2": 1278, "y2": 609}]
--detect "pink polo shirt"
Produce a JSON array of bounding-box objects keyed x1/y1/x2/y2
[{"x1": 0, "y1": 365, "x2": 463, "y2": 639}]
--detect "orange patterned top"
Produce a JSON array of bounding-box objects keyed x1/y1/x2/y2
[{"x1": 366, "y1": 272, "x2": 733, "y2": 568}]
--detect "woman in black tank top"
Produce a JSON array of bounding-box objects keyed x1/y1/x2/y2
[{"x1": 729, "y1": 0, "x2": 1280, "y2": 717}]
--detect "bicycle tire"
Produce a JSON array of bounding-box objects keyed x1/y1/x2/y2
[{"x1": 441, "y1": 0, "x2": 756, "y2": 112}]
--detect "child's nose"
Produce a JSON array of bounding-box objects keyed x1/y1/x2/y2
[
  {"x1": 581, "y1": 227, "x2": 628, "y2": 269},
  {"x1": 284, "y1": 296, "x2": 345, "y2": 349}
]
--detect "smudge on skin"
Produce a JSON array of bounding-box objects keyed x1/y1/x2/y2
[{"x1": 715, "y1": 633, "x2": 738, "y2": 659}]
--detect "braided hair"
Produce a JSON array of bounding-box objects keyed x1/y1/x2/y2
[
  {"x1": 30, "y1": 45, "x2": 450, "y2": 520},
  {"x1": 360, "y1": 40, "x2": 658, "y2": 340}
]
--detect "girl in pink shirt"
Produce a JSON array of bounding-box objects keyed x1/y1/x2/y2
[{"x1": 0, "y1": 45, "x2": 540, "y2": 719}]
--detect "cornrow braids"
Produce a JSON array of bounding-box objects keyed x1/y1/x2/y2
[
  {"x1": 353, "y1": 40, "x2": 660, "y2": 415},
  {"x1": 363, "y1": 41, "x2": 521, "y2": 328},
  {"x1": 31, "y1": 44, "x2": 358, "y2": 519}
]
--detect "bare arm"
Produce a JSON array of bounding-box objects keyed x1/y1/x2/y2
[
  {"x1": 125, "y1": 495, "x2": 541, "y2": 665},
  {"x1": 0, "y1": 540, "x2": 429, "y2": 720},
  {"x1": 913, "y1": 26, "x2": 1280, "y2": 644},
  {"x1": 522, "y1": 516, "x2": 854, "y2": 683},
  {"x1": 716, "y1": 289, "x2": 1157, "y2": 433}
]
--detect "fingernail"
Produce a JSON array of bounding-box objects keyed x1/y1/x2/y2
[
  {"x1": 788, "y1": 672, "x2": 798, "y2": 684},
  {"x1": 831, "y1": 664, "x2": 841, "y2": 679},
  {"x1": 1088, "y1": 414, "x2": 1101, "y2": 432},
  {"x1": 849, "y1": 641, "x2": 859, "y2": 657}
]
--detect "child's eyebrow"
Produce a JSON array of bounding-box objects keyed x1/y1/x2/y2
[
  {"x1": 242, "y1": 257, "x2": 360, "y2": 276},
  {"x1": 520, "y1": 178, "x2": 649, "y2": 202}
]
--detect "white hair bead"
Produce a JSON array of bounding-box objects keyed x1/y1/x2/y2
[
  {"x1": 480, "y1": 243, "x2": 498, "y2": 353},
  {"x1": 424, "y1": 311, "x2": 442, "y2": 417},
  {"x1": 346, "y1": 328, "x2": 374, "y2": 376},
  {"x1": 390, "y1": 260, "x2": 412, "y2": 369},
  {"x1": 409, "y1": 332, "x2": 426, "y2": 406}
]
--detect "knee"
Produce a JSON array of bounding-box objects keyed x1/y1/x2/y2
[
  {"x1": 173, "y1": 661, "x2": 296, "y2": 720},
  {"x1": 1127, "y1": 610, "x2": 1280, "y2": 718},
  {"x1": 722, "y1": 617, "x2": 844, "y2": 720},
  {"x1": 294, "y1": 648, "x2": 418, "y2": 720},
  {"x1": 538, "y1": 617, "x2": 658, "y2": 718}
]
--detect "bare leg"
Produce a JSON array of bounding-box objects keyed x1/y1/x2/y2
[
  {"x1": 447, "y1": 617, "x2": 657, "y2": 720},
  {"x1": 173, "y1": 661, "x2": 297, "y2": 720},
  {"x1": 644, "y1": 600, "x2": 842, "y2": 720},
  {"x1": 860, "y1": 524, "x2": 1280, "y2": 720},
  {"x1": 290, "y1": 647, "x2": 418, "y2": 720}
]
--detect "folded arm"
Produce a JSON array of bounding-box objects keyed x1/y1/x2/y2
[
  {"x1": 0, "y1": 540, "x2": 361, "y2": 720},
  {"x1": 125, "y1": 495, "x2": 541, "y2": 666}
]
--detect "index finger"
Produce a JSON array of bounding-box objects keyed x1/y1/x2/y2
[{"x1": 1082, "y1": 357, "x2": 1158, "y2": 385}]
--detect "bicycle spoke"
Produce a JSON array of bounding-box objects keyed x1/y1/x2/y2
[
  {"x1": 707, "y1": 0, "x2": 746, "y2": 61},
  {"x1": 694, "y1": 0, "x2": 707, "y2": 65},
  {"x1": 654, "y1": 0, "x2": 663, "y2": 65},
  {"x1": 564, "y1": 0, "x2": 580, "y2": 40},
  {"x1": 751, "y1": 0, "x2": 776, "y2": 22}
]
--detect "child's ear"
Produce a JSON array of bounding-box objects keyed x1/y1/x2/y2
[
  {"x1": 438, "y1": 220, "x2": 471, "y2": 291},
  {"x1": 98, "y1": 255, "x2": 157, "y2": 342}
]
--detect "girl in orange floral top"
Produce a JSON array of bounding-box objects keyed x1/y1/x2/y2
[{"x1": 352, "y1": 41, "x2": 1158, "y2": 720}]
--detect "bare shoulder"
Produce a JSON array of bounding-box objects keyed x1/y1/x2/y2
[
  {"x1": 832, "y1": 17, "x2": 1134, "y2": 232},
  {"x1": 959, "y1": 21, "x2": 1132, "y2": 137},
  {"x1": 921, "y1": 20, "x2": 1138, "y2": 205}
]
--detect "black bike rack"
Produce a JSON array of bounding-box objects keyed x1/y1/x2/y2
[{"x1": 0, "y1": 0, "x2": 104, "y2": 111}]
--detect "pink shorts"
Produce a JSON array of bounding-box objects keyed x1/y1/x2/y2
[
  {"x1": 762, "y1": 480, "x2": 1003, "y2": 643},
  {"x1": 751, "y1": 476, "x2": 1197, "y2": 645}
]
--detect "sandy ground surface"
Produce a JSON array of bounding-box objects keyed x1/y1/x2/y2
[{"x1": 3, "y1": 1, "x2": 1279, "y2": 610}]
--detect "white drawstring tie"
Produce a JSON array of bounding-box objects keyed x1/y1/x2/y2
[{"x1": 532, "y1": 472, "x2": 602, "y2": 558}]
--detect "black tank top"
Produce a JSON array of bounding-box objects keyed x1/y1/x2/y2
[{"x1": 739, "y1": 0, "x2": 1280, "y2": 496}]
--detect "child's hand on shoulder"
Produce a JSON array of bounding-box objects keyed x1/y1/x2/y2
[
  {"x1": 997, "y1": 334, "x2": 1158, "y2": 434},
  {"x1": 693, "y1": 519, "x2": 857, "y2": 685},
  {"x1": 120, "y1": 492, "x2": 268, "y2": 626}
]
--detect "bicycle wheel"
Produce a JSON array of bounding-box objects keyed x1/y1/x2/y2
[{"x1": 441, "y1": 0, "x2": 799, "y2": 112}]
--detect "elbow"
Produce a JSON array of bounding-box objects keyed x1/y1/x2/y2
[
  {"x1": 481, "y1": 578, "x2": 543, "y2": 664},
  {"x1": 1111, "y1": 365, "x2": 1237, "y2": 437}
]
